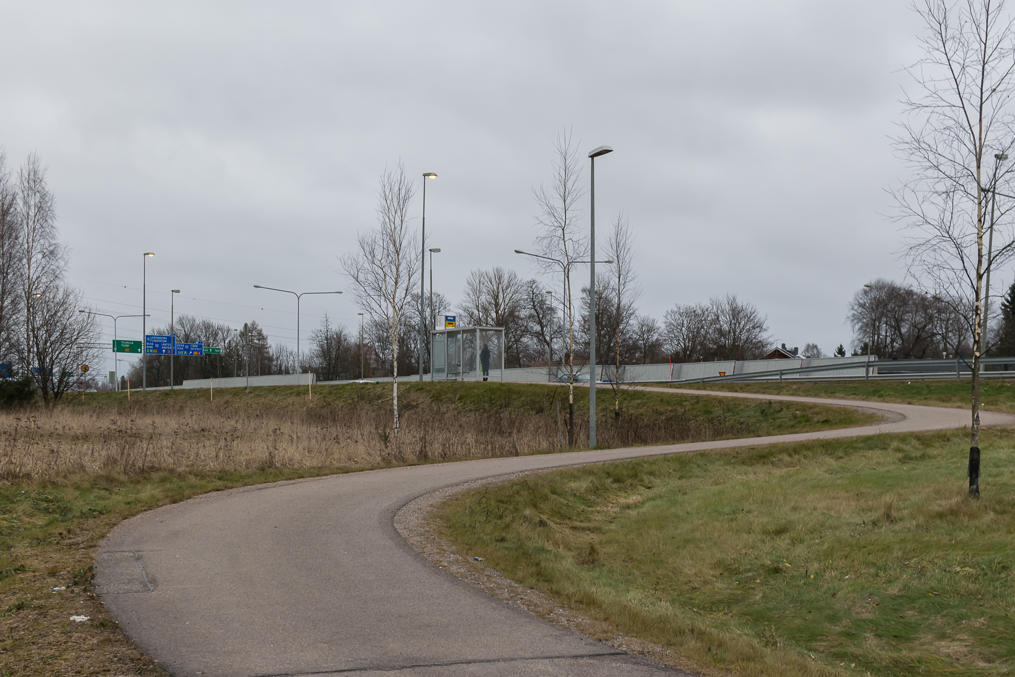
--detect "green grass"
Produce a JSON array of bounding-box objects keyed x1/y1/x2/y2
[
  {"x1": 439, "y1": 427, "x2": 1015, "y2": 676},
  {"x1": 669, "y1": 378, "x2": 1015, "y2": 413}
]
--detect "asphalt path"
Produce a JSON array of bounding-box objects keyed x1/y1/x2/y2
[{"x1": 95, "y1": 388, "x2": 1015, "y2": 676}]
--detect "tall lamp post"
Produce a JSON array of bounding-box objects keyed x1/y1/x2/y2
[
  {"x1": 78, "y1": 310, "x2": 148, "y2": 391},
  {"x1": 142, "y1": 251, "x2": 155, "y2": 390},
  {"x1": 419, "y1": 172, "x2": 438, "y2": 381},
  {"x1": 983, "y1": 152, "x2": 1008, "y2": 354},
  {"x1": 545, "y1": 289, "x2": 554, "y2": 381},
  {"x1": 428, "y1": 247, "x2": 441, "y2": 336},
  {"x1": 587, "y1": 145, "x2": 613, "y2": 448},
  {"x1": 170, "y1": 289, "x2": 180, "y2": 390},
  {"x1": 252, "y1": 285, "x2": 342, "y2": 373},
  {"x1": 358, "y1": 312, "x2": 365, "y2": 379}
]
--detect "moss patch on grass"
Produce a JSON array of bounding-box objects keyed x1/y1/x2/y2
[{"x1": 439, "y1": 427, "x2": 1015, "y2": 676}]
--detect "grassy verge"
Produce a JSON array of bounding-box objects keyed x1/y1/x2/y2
[
  {"x1": 439, "y1": 427, "x2": 1015, "y2": 676},
  {"x1": 0, "y1": 382, "x2": 872, "y2": 674},
  {"x1": 666, "y1": 378, "x2": 1015, "y2": 413}
]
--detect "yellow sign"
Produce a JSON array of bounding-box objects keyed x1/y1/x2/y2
[{"x1": 81, "y1": 364, "x2": 89, "y2": 373}]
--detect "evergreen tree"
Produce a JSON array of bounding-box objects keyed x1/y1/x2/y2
[{"x1": 994, "y1": 281, "x2": 1015, "y2": 356}]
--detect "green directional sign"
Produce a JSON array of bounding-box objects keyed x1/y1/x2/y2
[
  {"x1": 113, "y1": 340, "x2": 143, "y2": 353},
  {"x1": 204, "y1": 346, "x2": 222, "y2": 355}
]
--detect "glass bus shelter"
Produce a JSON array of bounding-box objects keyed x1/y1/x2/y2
[{"x1": 430, "y1": 326, "x2": 505, "y2": 381}]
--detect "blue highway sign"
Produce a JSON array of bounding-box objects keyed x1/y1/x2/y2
[
  {"x1": 145, "y1": 334, "x2": 174, "y2": 355},
  {"x1": 174, "y1": 341, "x2": 203, "y2": 357}
]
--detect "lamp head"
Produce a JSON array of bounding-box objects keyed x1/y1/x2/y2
[
  {"x1": 588, "y1": 146, "x2": 613, "y2": 159},
  {"x1": 997, "y1": 153, "x2": 1009, "y2": 162},
  {"x1": 513, "y1": 249, "x2": 524, "y2": 254},
  {"x1": 429, "y1": 247, "x2": 441, "y2": 253},
  {"x1": 423, "y1": 172, "x2": 438, "y2": 180},
  {"x1": 144, "y1": 251, "x2": 155, "y2": 258},
  {"x1": 171, "y1": 289, "x2": 180, "y2": 293}
]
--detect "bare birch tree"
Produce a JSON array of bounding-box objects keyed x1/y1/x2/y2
[
  {"x1": 533, "y1": 129, "x2": 586, "y2": 446},
  {"x1": 897, "y1": 0, "x2": 1015, "y2": 497},
  {"x1": 343, "y1": 166, "x2": 418, "y2": 436}
]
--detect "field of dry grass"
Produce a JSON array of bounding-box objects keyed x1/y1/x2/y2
[{"x1": 0, "y1": 382, "x2": 870, "y2": 482}]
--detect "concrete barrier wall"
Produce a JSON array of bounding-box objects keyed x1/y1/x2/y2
[
  {"x1": 182, "y1": 373, "x2": 317, "y2": 389},
  {"x1": 319, "y1": 357, "x2": 873, "y2": 386}
]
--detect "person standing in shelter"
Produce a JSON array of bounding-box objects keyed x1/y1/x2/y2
[{"x1": 480, "y1": 344, "x2": 490, "y2": 382}]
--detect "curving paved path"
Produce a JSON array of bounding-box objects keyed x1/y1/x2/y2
[{"x1": 95, "y1": 389, "x2": 1015, "y2": 676}]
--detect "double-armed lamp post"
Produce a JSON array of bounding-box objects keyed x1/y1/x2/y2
[
  {"x1": 253, "y1": 285, "x2": 342, "y2": 373},
  {"x1": 78, "y1": 309, "x2": 148, "y2": 391}
]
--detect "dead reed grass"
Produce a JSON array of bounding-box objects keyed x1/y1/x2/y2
[{"x1": 0, "y1": 384, "x2": 868, "y2": 482}]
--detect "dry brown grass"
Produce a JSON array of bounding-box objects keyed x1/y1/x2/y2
[{"x1": 3, "y1": 383, "x2": 867, "y2": 482}]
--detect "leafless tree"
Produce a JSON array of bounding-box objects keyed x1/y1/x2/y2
[
  {"x1": 897, "y1": 0, "x2": 1015, "y2": 496},
  {"x1": 631, "y1": 315, "x2": 664, "y2": 364},
  {"x1": 520, "y1": 279, "x2": 562, "y2": 371},
  {"x1": 849, "y1": 279, "x2": 969, "y2": 358},
  {"x1": 710, "y1": 294, "x2": 768, "y2": 360},
  {"x1": 663, "y1": 303, "x2": 713, "y2": 363},
  {"x1": 17, "y1": 154, "x2": 64, "y2": 372},
  {"x1": 461, "y1": 267, "x2": 527, "y2": 365},
  {"x1": 0, "y1": 151, "x2": 21, "y2": 369},
  {"x1": 533, "y1": 129, "x2": 586, "y2": 445},
  {"x1": 343, "y1": 165, "x2": 418, "y2": 436},
  {"x1": 601, "y1": 214, "x2": 637, "y2": 420},
  {"x1": 23, "y1": 284, "x2": 99, "y2": 403}
]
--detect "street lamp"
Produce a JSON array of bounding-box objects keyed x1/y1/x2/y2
[
  {"x1": 78, "y1": 310, "x2": 148, "y2": 391},
  {"x1": 429, "y1": 247, "x2": 441, "y2": 335},
  {"x1": 984, "y1": 152, "x2": 1009, "y2": 354},
  {"x1": 588, "y1": 145, "x2": 613, "y2": 448},
  {"x1": 142, "y1": 252, "x2": 155, "y2": 390},
  {"x1": 170, "y1": 289, "x2": 180, "y2": 390},
  {"x1": 358, "y1": 312, "x2": 365, "y2": 379},
  {"x1": 420, "y1": 171, "x2": 438, "y2": 381},
  {"x1": 252, "y1": 285, "x2": 342, "y2": 373},
  {"x1": 545, "y1": 289, "x2": 554, "y2": 381}
]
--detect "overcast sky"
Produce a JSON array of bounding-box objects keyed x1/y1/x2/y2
[{"x1": 1, "y1": 1, "x2": 934, "y2": 375}]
